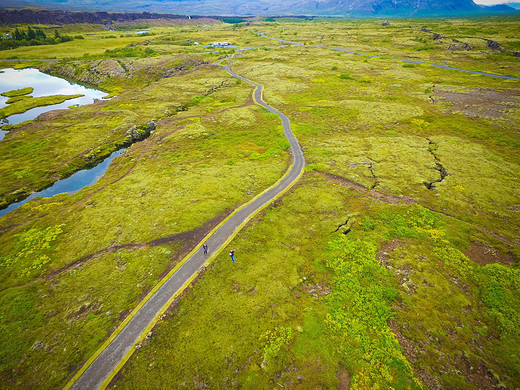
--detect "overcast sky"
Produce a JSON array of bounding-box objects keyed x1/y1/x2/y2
[{"x1": 473, "y1": 0, "x2": 510, "y2": 4}]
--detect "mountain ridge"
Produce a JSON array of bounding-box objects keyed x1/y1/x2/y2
[{"x1": 0, "y1": 0, "x2": 518, "y2": 17}]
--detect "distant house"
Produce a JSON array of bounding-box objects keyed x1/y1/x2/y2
[{"x1": 210, "y1": 42, "x2": 231, "y2": 48}]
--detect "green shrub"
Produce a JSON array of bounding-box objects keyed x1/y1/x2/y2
[{"x1": 339, "y1": 73, "x2": 353, "y2": 80}]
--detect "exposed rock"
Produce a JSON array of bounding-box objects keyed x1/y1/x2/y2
[
  {"x1": 382, "y1": 21, "x2": 390, "y2": 26},
  {"x1": 421, "y1": 28, "x2": 432, "y2": 33},
  {"x1": 42, "y1": 56, "x2": 207, "y2": 88},
  {"x1": 486, "y1": 39, "x2": 503, "y2": 52},
  {"x1": 449, "y1": 42, "x2": 472, "y2": 51},
  {"x1": 513, "y1": 52, "x2": 520, "y2": 57},
  {"x1": 433, "y1": 33, "x2": 444, "y2": 40},
  {"x1": 126, "y1": 121, "x2": 156, "y2": 143}
]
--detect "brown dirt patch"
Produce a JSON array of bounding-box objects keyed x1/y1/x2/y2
[
  {"x1": 464, "y1": 242, "x2": 515, "y2": 266},
  {"x1": 434, "y1": 87, "x2": 520, "y2": 120},
  {"x1": 376, "y1": 239, "x2": 403, "y2": 266},
  {"x1": 35, "y1": 109, "x2": 68, "y2": 122},
  {"x1": 388, "y1": 321, "x2": 440, "y2": 390},
  {"x1": 320, "y1": 172, "x2": 417, "y2": 205},
  {"x1": 47, "y1": 209, "x2": 232, "y2": 280},
  {"x1": 455, "y1": 354, "x2": 496, "y2": 390},
  {"x1": 337, "y1": 367, "x2": 351, "y2": 390}
]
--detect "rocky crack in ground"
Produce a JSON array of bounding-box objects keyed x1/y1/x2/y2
[{"x1": 424, "y1": 138, "x2": 449, "y2": 190}]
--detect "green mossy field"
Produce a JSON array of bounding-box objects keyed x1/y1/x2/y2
[{"x1": 0, "y1": 17, "x2": 518, "y2": 390}]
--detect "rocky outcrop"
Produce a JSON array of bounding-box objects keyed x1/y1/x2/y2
[
  {"x1": 486, "y1": 39, "x2": 503, "y2": 52},
  {"x1": 448, "y1": 42, "x2": 472, "y2": 51},
  {"x1": 125, "y1": 122, "x2": 155, "y2": 143},
  {"x1": 42, "y1": 59, "x2": 130, "y2": 86},
  {"x1": 80, "y1": 121, "x2": 155, "y2": 168},
  {"x1": 42, "y1": 56, "x2": 206, "y2": 88},
  {"x1": 0, "y1": 9, "x2": 221, "y2": 25}
]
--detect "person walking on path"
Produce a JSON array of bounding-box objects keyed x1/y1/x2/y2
[
  {"x1": 230, "y1": 249, "x2": 236, "y2": 262},
  {"x1": 203, "y1": 244, "x2": 208, "y2": 255}
]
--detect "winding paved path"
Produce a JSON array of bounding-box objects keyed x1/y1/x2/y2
[{"x1": 67, "y1": 66, "x2": 304, "y2": 390}]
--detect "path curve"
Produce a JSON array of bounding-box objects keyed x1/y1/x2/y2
[{"x1": 66, "y1": 66, "x2": 305, "y2": 390}]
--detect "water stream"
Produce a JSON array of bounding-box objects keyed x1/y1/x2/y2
[{"x1": 0, "y1": 149, "x2": 125, "y2": 218}]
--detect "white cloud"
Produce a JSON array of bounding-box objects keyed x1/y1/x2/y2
[{"x1": 473, "y1": 0, "x2": 510, "y2": 4}]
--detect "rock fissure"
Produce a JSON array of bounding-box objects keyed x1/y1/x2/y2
[
  {"x1": 334, "y1": 218, "x2": 350, "y2": 233},
  {"x1": 362, "y1": 161, "x2": 380, "y2": 190},
  {"x1": 424, "y1": 138, "x2": 449, "y2": 190},
  {"x1": 333, "y1": 215, "x2": 358, "y2": 235}
]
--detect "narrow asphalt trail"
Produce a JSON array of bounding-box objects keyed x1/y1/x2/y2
[
  {"x1": 68, "y1": 66, "x2": 304, "y2": 390},
  {"x1": 257, "y1": 32, "x2": 520, "y2": 81}
]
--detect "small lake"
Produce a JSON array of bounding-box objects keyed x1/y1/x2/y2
[
  {"x1": 0, "y1": 67, "x2": 108, "y2": 139},
  {"x1": 0, "y1": 149, "x2": 125, "y2": 218}
]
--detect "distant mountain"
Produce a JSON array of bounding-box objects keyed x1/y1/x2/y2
[
  {"x1": 482, "y1": 3, "x2": 517, "y2": 11},
  {"x1": 0, "y1": 0, "x2": 517, "y2": 16}
]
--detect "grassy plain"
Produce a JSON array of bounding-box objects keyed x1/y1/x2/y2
[{"x1": 0, "y1": 17, "x2": 518, "y2": 390}]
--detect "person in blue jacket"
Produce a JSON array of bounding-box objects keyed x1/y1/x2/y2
[{"x1": 230, "y1": 249, "x2": 236, "y2": 262}]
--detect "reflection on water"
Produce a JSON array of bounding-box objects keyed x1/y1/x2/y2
[
  {"x1": 0, "y1": 149, "x2": 125, "y2": 218},
  {"x1": 0, "y1": 67, "x2": 108, "y2": 135}
]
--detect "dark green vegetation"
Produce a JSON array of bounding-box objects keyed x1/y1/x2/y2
[
  {"x1": 0, "y1": 17, "x2": 519, "y2": 390},
  {"x1": 0, "y1": 26, "x2": 74, "y2": 51}
]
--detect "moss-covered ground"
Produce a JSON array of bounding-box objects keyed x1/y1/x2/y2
[
  {"x1": 0, "y1": 17, "x2": 518, "y2": 390},
  {"x1": 0, "y1": 93, "x2": 84, "y2": 119}
]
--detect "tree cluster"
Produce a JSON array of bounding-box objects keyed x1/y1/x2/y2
[{"x1": 0, "y1": 27, "x2": 74, "y2": 51}]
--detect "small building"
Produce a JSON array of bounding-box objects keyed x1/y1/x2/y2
[{"x1": 211, "y1": 42, "x2": 231, "y2": 48}]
